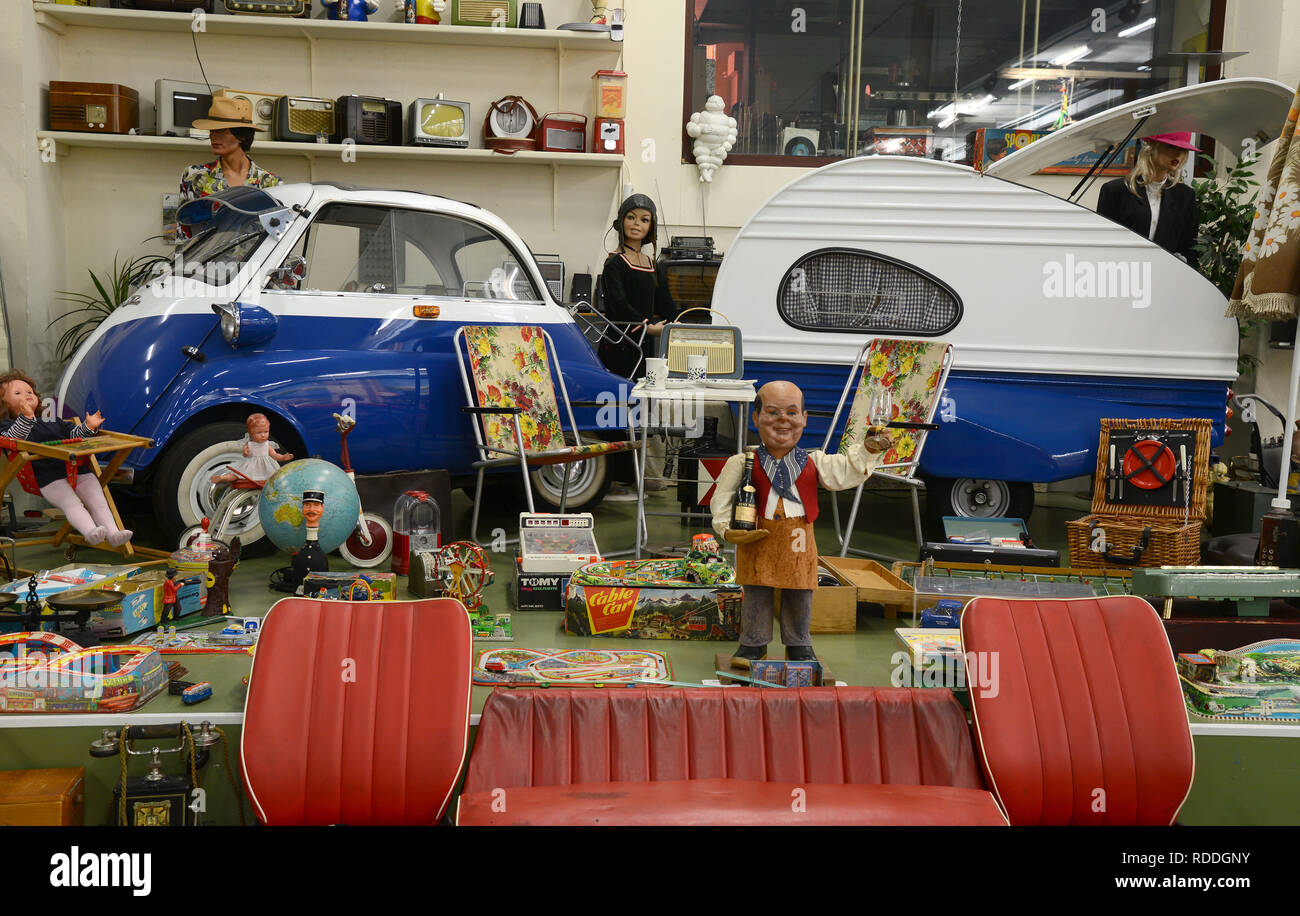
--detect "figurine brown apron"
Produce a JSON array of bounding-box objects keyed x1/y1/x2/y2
[{"x1": 736, "y1": 501, "x2": 818, "y2": 591}]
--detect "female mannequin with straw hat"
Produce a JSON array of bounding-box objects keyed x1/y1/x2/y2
[
  {"x1": 179, "y1": 96, "x2": 282, "y2": 202},
  {"x1": 1096, "y1": 131, "x2": 1201, "y2": 267}
]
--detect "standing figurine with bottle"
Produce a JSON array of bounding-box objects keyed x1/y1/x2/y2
[{"x1": 710, "y1": 381, "x2": 890, "y2": 661}]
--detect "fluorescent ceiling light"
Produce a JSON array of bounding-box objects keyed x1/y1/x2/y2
[
  {"x1": 969, "y1": 94, "x2": 996, "y2": 110},
  {"x1": 928, "y1": 102, "x2": 955, "y2": 120},
  {"x1": 1050, "y1": 44, "x2": 1090, "y2": 67},
  {"x1": 1008, "y1": 77, "x2": 1034, "y2": 90},
  {"x1": 1118, "y1": 17, "x2": 1156, "y2": 38},
  {"x1": 937, "y1": 114, "x2": 957, "y2": 129}
]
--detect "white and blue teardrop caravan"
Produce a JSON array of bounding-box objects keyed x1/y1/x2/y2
[{"x1": 713, "y1": 78, "x2": 1294, "y2": 519}]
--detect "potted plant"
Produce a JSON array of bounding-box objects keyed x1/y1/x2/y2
[
  {"x1": 48, "y1": 250, "x2": 170, "y2": 364},
  {"x1": 1194, "y1": 152, "x2": 1261, "y2": 376}
]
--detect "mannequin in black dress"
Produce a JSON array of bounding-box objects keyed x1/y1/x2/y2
[
  {"x1": 1096, "y1": 132, "x2": 1201, "y2": 266},
  {"x1": 599, "y1": 194, "x2": 677, "y2": 378}
]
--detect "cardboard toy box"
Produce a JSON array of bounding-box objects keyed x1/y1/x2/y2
[
  {"x1": 515, "y1": 572, "x2": 571, "y2": 611},
  {"x1": 565, "y1": 582, "x2": 743, "y2": 640},
  {"x1": 302, "y1": 571, "x2": 397, "y2": 601},
  {"x1": 89, "y1": 570, "x2": 201, "y2": 638}
]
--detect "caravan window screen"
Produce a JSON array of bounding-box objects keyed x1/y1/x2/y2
[{"x1": 778, "y1": 248, "x2": 960, "y2": 335}]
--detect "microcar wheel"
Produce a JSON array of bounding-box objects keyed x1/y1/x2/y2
[
  {"x1": 338, "y1": 514, "x2": 393, "y2": 569},
  {"x1": 154, "y1": 422, "x2": 275, "y2": 557},
  {"x1": 528, "y1": 454, "x2": 610, "y2": 511},
  {"x1": 924, "y1": 477, "x2": 1034, "y2": 535}
]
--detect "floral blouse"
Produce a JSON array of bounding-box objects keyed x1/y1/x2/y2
[{"x1": 180, "y1": 159, "x2": 282, "y2": 202}]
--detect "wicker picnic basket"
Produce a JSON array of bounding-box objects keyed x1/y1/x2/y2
[{"x1": 1065, "y1": 418, "x2": 1211, "y2": 568}]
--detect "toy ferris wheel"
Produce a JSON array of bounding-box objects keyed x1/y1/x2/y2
[{"x1": 434, "y1": 541, "x2": 493, "y2": 609}]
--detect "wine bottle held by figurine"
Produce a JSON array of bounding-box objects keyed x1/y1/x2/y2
[{"x1": 731, "y1": 449, "x2": 758, "y2": 531}]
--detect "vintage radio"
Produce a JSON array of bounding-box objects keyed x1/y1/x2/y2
[
  {"x1": 408, "y1": 96, "x2": 471, "y2": 148},
  {"x1": 484, "y1": 95, "x2": 538, "y2": 152},
  {"x1": 214, "y1": 88, "x2": 278, "y2": 139},
  {"x1": 537, "y1": 112, "x2": 587, "y2": 153},
  {"x1": 275, "y1": 96, "x2": 336, "y2": 142},
  {"x1": 49, "y1": 82, "x2": 139, "y2": 134},
  {"x1": 223, "y1": 0, "x2": 310, "y2": 15},
  {"x1": 334, "y1": 96, "x2": 403, "y2": 146},
  {"x1": 110, "y1": 1, "x2": 215, "y2": 10},
  {"x1": 452, "y1": 0, "x2": 517, "y2": 27},
  {"x1": 155, "y1": 79, "x2": 218, "y2": 138},
  {"x1": 594, "y1": 116, "x2": 624, "y2": 154},
  {"x1": 519, "y1": 2, "x2": 544, "y2": 28}
]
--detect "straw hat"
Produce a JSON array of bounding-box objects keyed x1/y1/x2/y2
[{"x1": 192, "y1": 96, "x2": 256, "y2": 131}]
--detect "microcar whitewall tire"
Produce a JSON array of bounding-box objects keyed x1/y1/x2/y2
[{"x1": 528, "y1": 454, "x2": 610, "y2": 511}]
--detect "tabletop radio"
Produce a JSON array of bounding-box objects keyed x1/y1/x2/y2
[
  {"x1": 49, "y1": 82, "x2": 139, "y2": 134},
  {"x1": 484, "y1": 95, "x2": 538, "y2": 152},
  {"x1": 110, "y1": 1, "x2": 215, "y2": 10},
  {"x1": 275, "y1": 96, "x2": 335, "y2": 142},
  {"x1": 155, "y1": 79, "x2": 218, "y2": 138},
  {"x1": 334, "y1": 96, "x2": 403, "y2": 146},
  {"x1": 214, "y1": 88, "x2": 278, "y2": 138},
  {"x1": 408, "y1": 96, "x2": 471, "y2": 148},
  {"x1": 537, "y1": 112, "x2": 587, "y2": 152},
  {"x1": 452, "y1": 0, "x2": 517, "y2": 27},
  {"x1": 223, "y1": 0, "x2": 309, "y2": 15}
]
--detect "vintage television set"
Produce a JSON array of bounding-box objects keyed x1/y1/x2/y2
[
  {"x1": 48, "y1": 82, "x2": 139, "y2": 134},
  {"x1": 334, "y1": 96, "x2": 403, "y2": 146},
  {"x1": 659, "y1": 237, "x2": 723, "y2": 321},
  {"x1": 451, "y1": 0, "x2": 517, "y2": 27},
  {"x1": 155, "y1": 79, "x2": 218, "y2": 138},
  {"x1": 275, "y1": 96, "x2": 336, "y2": 142},
  {"x1": 407, "y1": 97, "x2": 471, "y2": 148},
  {"x1": 214, "y1": 88, "x2": 278, "y2": 139}
]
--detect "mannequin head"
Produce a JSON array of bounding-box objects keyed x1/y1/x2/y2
[{"x1": 614, "y1": 193, "x2": 658, "y2": 254}]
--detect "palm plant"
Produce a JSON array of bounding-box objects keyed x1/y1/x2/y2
[
  {"x1": 1194, "y1": 152, "x2": 1261, "y2": 376},
  {"x1": 49, "y1": 251, "x2": 171, "y2": 364}
]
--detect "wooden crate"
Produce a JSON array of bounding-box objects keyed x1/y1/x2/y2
[
  {"x1": 0, "y1": 767, "x2": 84, "y2": 826},
  {"x1": 819, "y1": 556, "x2": 913, "y2": 619},
  {"x1": 811, "y1": 559, "x2": 857, "y2": 634}
]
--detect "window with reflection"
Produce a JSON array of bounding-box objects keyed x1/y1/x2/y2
[{"x1": 687, "y1": 0, "x2": 1223, "y2": 165}]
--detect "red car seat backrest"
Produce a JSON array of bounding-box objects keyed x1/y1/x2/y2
[
  {"x1": 462, "y1": 686, "x2": 984, "y2": 792},
  {"x1": 961, "y1": 595, "x2": 1195, "y2": 826},
  {"x1": 241, "y1": 598, "x2": 472, "y2": 825}
]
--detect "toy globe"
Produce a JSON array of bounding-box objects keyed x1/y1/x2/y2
[{"x1": 257, "y1": 459, "x2": 360, "y2": 554}]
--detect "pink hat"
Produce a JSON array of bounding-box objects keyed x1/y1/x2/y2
[{"x1": 1141, "y1": 131, "x2": 1201, "y2": 151}]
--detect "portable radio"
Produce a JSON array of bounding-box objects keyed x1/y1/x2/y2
[
  {"x1": 537, "y1": 112, "x2": 587, "y2": 153},
  {"x1": 519, "y1": 2, "x2": 544, "y2": 28},
  {"x1": 594, "y1": 116, "x2": 624, "y2": 154},
  {"x1": 334, "y1": 96, "x2": 403, "y2": 146},
  {"x1": 48, "y1": 82, "x2": 139, "y2": 134},
  {"x1": 155, "y1": 79, "x2": 219, "y2": 138},
  {"x1": 110, "y1": 1, "x2": 215, "y2": 10},
  {"x1": 223, "y1": 0, "x2": 309, "y2": 15},
  {"x1": 275, "y1": 96, "x2": 336, "y2": 142},
  {"x1": 214, "y1": 88, "x2": 278, "y2": 139},
  {"x1": 484, "y1": 95, "x2": 539, "y2": 152},
  {"x1": 452, "y1": 0, "x2": 518, "y2": 27},
  {"x1": 407, "y1": 97, "x2": 471, "y2": 148}
]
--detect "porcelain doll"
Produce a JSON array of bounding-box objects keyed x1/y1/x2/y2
[
  {"x1": 0, "y1": 370, "x2": 132, "y2": 548},
  {"x1": 210, "y1": 413, "x2": 293, "y2": 484}
]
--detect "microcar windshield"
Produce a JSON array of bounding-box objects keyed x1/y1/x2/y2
[{"x1": 171, "y1": 187, "x2": 281, "y2": 286}]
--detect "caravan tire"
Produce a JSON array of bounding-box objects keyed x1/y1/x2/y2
[{"x1": 924, "y1": 477, "x2": 1034, "y2": 535}]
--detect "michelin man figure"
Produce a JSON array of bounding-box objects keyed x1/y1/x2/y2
[{"x1": 687, "y1": 95, "x2": 737, "y2": 183}]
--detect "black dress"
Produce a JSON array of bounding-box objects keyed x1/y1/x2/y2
[
  {"x1": 1096, "y1": 178, "x2": 1200, "y2": 267},
  {"x1": 598, "y1": 252, "x2": 677, "y2": 378}
]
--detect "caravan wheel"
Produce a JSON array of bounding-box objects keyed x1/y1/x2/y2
[{"x1": 925, "y1": 477, "x2": 1034, "y2": 529}]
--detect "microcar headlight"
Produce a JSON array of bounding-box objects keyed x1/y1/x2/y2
[{"x1": 212, "y1": 301, "x2": 277, "y2": 347}]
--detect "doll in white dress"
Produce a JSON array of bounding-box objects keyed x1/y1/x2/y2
[{"x1": 211, "y1": 413, "x2": 293, "y2": 484}]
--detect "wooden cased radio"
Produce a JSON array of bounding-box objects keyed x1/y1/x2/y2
[
  {"x1": 48, "y1": 82, "x2": 139, "y2": 134},
  {"x1": 334, "y1": 96, "x2": 403, "y2": 146},
  {"x1": 452, "y1": 0, "x2": 518, "y2": 27},
  {"x1": 275, "y1": 96, "x2": 336, "y2": 142}
]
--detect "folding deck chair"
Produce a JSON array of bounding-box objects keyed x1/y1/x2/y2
[
  {"x1": 456, "y1": 325, "x2": 638, "y2": 544},
  {"x1": 820, "y1": 337, "x2": 954, "y2": 559}
]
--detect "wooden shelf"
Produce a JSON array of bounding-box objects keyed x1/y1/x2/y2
[
  {"x1": 32, "y1": 2, "x2": 619, "y2": 52},
  {"x1": 37, "y1": 130, "x2": 626, "y2": 167}
]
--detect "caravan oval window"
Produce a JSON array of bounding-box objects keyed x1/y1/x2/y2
[{"x1": 778, "y1": 249, "x2": 961, "y2": 335}]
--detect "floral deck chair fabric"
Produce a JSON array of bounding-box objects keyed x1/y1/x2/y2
[
  {"x1": 838, "y1": 338, "x2": 953, "y2": 478},
  {"x1": 461, "y1": 325, "x2": 633, "y2": 466}
]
